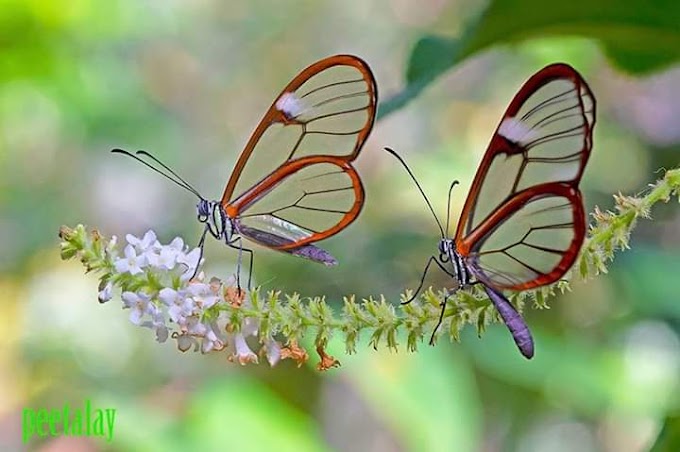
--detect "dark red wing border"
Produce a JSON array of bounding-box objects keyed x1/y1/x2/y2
[
  {"x1": 460, "y1": 182, "x2": 586, "y2": 291},
  {"x1": 455, "y1": 63, "x2": 595, "y2": 243}
]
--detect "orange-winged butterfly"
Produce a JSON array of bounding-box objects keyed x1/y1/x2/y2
[
  {"x1": 114, "y1": 55, "x2": 378, "y2": 288},
  {"x1": 386, "y1": 63, "x2": 595, "y2": 358}
]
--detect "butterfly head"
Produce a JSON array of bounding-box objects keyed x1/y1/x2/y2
[
  {"x1": 438, "y1": 238, "x2": 455, "y2": 263},
  {"x1": 197, "y1": 199, "x2": 232, "y2": 241}
]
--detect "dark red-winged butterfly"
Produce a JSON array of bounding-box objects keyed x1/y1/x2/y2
[
  {"x1": 113, "y1": 55, "x2": 378, "y2": 289},
  {"x1": 386, "y1": 63, "x2": 595, "y2": 359}
]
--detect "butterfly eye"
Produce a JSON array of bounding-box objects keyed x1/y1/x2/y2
[{"x1": 197, "y1": 200, "x2": 210, "y2": 222}]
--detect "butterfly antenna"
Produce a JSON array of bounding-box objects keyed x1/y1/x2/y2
[
  {"x1": 111, "y1": 148, "x2": 204, "y2": 199},
  {"x1": 384, "y1": 147, "x2": 445, "y2": 238},
  {"x1": 444, "y1": 180, "x2": 459, "y2": 238}
]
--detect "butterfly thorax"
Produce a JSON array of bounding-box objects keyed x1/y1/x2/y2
[
  {"x1": 197, "y1": 199, "x2": 233, "y2": 242},
  {"x1": 438, "y1": 238, "x2": 471, "y2": 287}
]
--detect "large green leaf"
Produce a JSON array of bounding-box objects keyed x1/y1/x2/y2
[
  {"x1": 649, "y1": 415, "x2": 680, "y2": 452},
  {"x1": 379, "y1": 0, "x2": 680, "y2": 119}
]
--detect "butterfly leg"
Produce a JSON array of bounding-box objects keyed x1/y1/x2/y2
[
  {"x1": 428, "y1": 288, "x2": 458, "y2": 346},
  {"x1": 226, "y1": 237, "x2": 254, "y2": 293},
  {"x1": 403, "y1": 256, "x2": 456, "y2": 305},
  {"x1": 242, "y1": 246, "x2": 254, "y2": 290},
  {"x1": 188, "y1": 226, "x2": 210, "y2": 280}
]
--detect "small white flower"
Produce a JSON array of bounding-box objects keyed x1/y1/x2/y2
[
  {"x1": 182, "y1": 315, "x2": 207, "y2": 336},
  {"x1": 232, "y1": 332, "x2": 258, "y2": 364},
  {"x1": 105, "y1": 235, "x2": 118, "y2": 254},
  {"x1": 158, "y1": 287, "x2": 179, "y2": 305},
  {"x1": 174, "y1": 333, "x2": 198, "y2": 352},
  {"x1": 98, "y1": 281, "x2": 113, "y2": 303},
  {"x1": 191, "y1": 282, "x2": 220, "y2": 310},
  {"x1": 178, "y1": 247, "x2": 202, "y2": 280},
  {"x1": 202, "y1": 327, "x2": 224, "y2": 353},
  {"x1": 146, "y1": 246, "x2": 178, "y2": 271},
  {"x1": 126, "y1": 230, "x2": 159, "y2": 252},
  {"x1": 114, "y1": 244, "x2": 148, "y2": 275},
  {"x1": 121, "y1": 291, "x2": 156, "y2": 325},
  {"x1": 242, "y1": 317, "x2": 259, "y2": 337},
  {"x1": 264, "y1": 337, "x2": 282, "y2": 367},
  {"x1": 141, "y1": 311, "x2": 169, "y2": 343},
  {"x1": 159, "y1": 287, "x2": 196, "y2": 323},
  {"x1": 168, "y1": 237, "x2": 185, "y2": 252}
]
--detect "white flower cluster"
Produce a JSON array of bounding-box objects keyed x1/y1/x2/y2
[
  {"x1": 113, "y1": 230, "x2": 201, "y2": 279},
  {"x1": 103, "y1": 230, "x2": 281, "y2": 366}
]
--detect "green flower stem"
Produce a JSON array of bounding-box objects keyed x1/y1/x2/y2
[{"x1": 59, "y1": 167, "x2": 680, "y2": 358}]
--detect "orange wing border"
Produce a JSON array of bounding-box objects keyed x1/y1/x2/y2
[{"x1": 221, "y1": 54, "x2": 378, "y2": 205}]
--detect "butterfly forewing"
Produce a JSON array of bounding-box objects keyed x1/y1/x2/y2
[
  {"x1": 457, "y1": 64, "x2": 595, "y2": 239},
  {"x1": 221, "y1": 55, "x2": 377, "y2": 206},
  {"x1": 456, "y1": 64, "x2": 595, "y2": 291}
]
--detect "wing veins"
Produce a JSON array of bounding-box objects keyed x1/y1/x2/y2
[
  {"x1": 289, "y1": 204, "x2": 350, "y2": 215},
  {"x1": 532, "y1": 221, "x2": 574, "y2": 230},
  {"x1": 503, "y1": 250, "x2": 544, "y2": 276},
  {"x1": 299, "y1": 77, "x2": 365, "y2": 99},
  {"x1": 307, "y1": 90, "x2": 369, "y2": 110},
  {"x1": 521, "y1": 241, "x2": 568, "y2": 255},
  {"x1": 476, "y1": 224, "x2": 569, "y2": 256},
  {"x1": 306, "y1": 128, "x2": 366, "y2": 136},
  {"x1": 520, "y1": 87, "x2": 576, "y2": 122},
  {"x1": 285, "y1": 128, "x2": 306, "y2": 161},
  {"x1": 524, "y1": 124, "x2": 585, "y2": 149},
  {"x1": 304, "y1": 185, "x2": 354, "y2": 195},
  {"x1": 237, "y1": 211, "x2": 323, "y2": 235},
  {"x1": 527, "y1": 150, "x2": 583, "y2": 164},
  {"x1": 529, "y1": 103, "x2": 582, "y2": 129},
  {"x1": 471, "y1": 260, "x2": 525, "y2": 286},
  {"x1": 300, "y1": 168, "x2": 346, "y2": 182},
  {"x1": 523, "y1": 201, "x2": 573, "y2": 216},
  {"x1": 304, "y1": 105, "x2": 370, "y2": 124}
]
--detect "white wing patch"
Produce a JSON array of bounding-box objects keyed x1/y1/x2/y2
[
  {"x1": 275, "y1": 92, "x2": 308, "y2": 118},
  {"x1": 498, "y1": 117, "x2": 539, "y2": 146}
]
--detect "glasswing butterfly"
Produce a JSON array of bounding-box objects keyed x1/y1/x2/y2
[
  {"x1": 114, "y1": 55, "x2": 378, "y2": 288},
  {"x1": 387, "y1": 63, "x2": 595, "y2": 359}
]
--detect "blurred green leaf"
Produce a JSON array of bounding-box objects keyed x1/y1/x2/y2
[
  {"x1": 618, "y1": 248, "x2": 680, "y2": 319},
  {"x1": 91, "y1": 395, "x2": 180, "y2": 452},
  {"x1": 342, "y1": 344, "x2": 482, "y2": 452},
  {"x1": 649, "y1": 414, "x2": 680, "y2": 452},
  {"x1": 380, "y1": 0, "x2": 680, "y2": 119},
  {"x1": 185, "y1": 377, "x2": 327, "y2": 452}
]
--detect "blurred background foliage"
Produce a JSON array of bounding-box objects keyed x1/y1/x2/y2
[{"x1": 1, "y1": 0, "x2": 679, "y2": 450}]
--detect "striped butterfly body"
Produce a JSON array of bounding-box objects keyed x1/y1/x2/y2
[{"x1": 389, "y1": 63, "x2": 595, "y2": 359}]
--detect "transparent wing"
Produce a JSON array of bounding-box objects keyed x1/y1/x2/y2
[
  {"x1": 221, "y1": 55, "x2": 377, "y2": 205},
  {"x1": 229, "y1": 156, "x2": 363, "y2": 251},
  {"x1": 235, "y1": 224, "x2": 338, "y2": 266},
  {"x1": 456, "y1": 63, "x2": 595, "y2": 240},
  {"x1": 462, "y1": 183, "x2": 585, "y2": 290}
]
